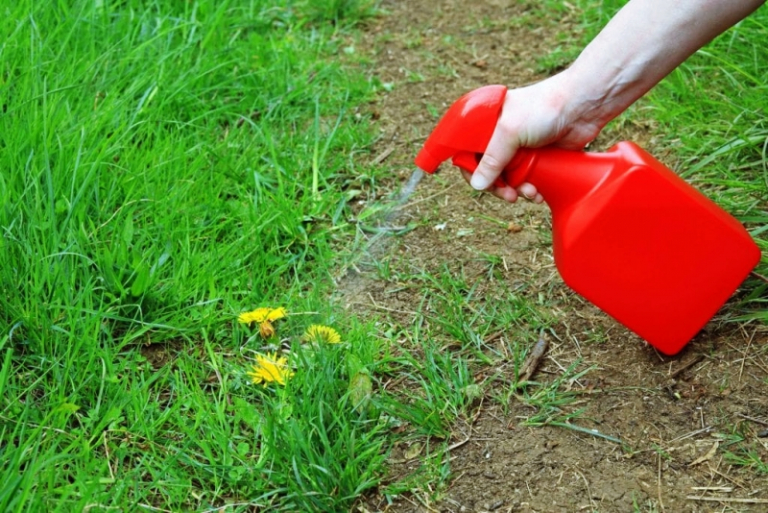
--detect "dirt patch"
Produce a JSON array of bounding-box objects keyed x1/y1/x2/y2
[{"x1": 339, "y1": 1, "x2": 768, "y2": 511}]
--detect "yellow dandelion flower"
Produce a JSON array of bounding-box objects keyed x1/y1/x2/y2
[
  {"x1": 303, "y1": 324, "x2": 342, "y2": 344},
  {"x1": 246, "y1": 352, "x2": 293, "y2": 387},
  {"x1": 238, "y1": 307, "x2": 287, "y2": 325}
]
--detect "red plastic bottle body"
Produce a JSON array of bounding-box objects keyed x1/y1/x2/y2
[
  {"x1": 416, "y1": 86, "x2": 761, "y2": 355},
  {"x1": 526, "y1": 143, "x2": 760, "y2": 354}
]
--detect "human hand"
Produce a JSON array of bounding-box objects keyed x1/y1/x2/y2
[
  {"x1": 469, "y1": 0, "x2": 766, "y2": 204},
  {"x1": 466, "y1": 72, "x2": 603, "y2": 203}
]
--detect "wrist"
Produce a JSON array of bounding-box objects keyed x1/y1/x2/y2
[
  {"x1": 556, "y1": 58, "x2": 641, "y2": 131},
  {"x1": 547, "y1": 67, "x2": 612, "y2": 134}
]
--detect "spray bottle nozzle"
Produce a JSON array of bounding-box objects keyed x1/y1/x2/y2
[{"x1": 414, "y1": 85, "x2": 507, "y2": 174}]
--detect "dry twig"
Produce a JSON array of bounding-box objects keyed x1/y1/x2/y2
[
  {"x1": 687, "y1": 496, "x2": 768, "y2": 504},
  {"x1": 669, "y1": 354, "x2": 705, "y2": 379},
  {"x1": 372, "y1": 146, "x2": 395, "y2": 164},
  {"x1": 519, "y1": 337, "x2": 549, "y2": 383},
  {"x1": 737, "y1": 413, "x2": 768, "y2": 427}
]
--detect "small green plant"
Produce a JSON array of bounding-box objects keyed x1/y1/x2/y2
[
  {"x1": 299, "y1": 0, "x2": 379, "y2": 25},
  {"x1": 724, "y1": 446, "x2": 768, "y2": 474},
  {"x1": 632, "y1": 494, "x2": 660, "y2": 513},
  {"x1": 379, "y1": 338, "x2": 478, "y2": 437},
  {"x1": 535, "y1": 45, "x2": 579, "y2": 74},
  {"x1": 651, "y1": 443, "x2": 673, "y2": 461}
]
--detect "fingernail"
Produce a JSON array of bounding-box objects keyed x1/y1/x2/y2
[
  {"x1": 470, "y1": 172, "x2": 491, "y2": 190},
  {"x1": 519, "y1": 184, "x2": 535, "y2": 199}
]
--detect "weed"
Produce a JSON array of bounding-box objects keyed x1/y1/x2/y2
[{"x1": 724, "y1": 446, "x2": 768, "y2": 474}]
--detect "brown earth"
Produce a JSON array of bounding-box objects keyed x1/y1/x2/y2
[{"x1": 336, "y1": 1, "x2": 768, "y2": 512}]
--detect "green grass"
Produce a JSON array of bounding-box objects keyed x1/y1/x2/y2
[
  {"x1": 0, "y1": 0, "x2": 407, "y2": 510},
  {"x1": 359, "y1": 259, "x2": 582, "y2": 503},
  {"x1": 1, "y1": 0, "x2": 563, "y2": 509},
  {"x1": 716, "y1": 423, "x2": 768, "y2": 475}
]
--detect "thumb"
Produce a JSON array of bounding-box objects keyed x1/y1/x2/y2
[{"x1": 471, "y1": 132, "x2": 518, "y2": 191}]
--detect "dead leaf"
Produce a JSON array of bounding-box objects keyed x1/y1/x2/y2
[
  {"x1": 349, "y1": 372, "x2": 373, "y2": 412},
  {"x1": 404, "y1": 442, "x2": 424, "y2": 460},
  {"x1": 688, "y1": 441, "x2": 718, "y2": 467}
]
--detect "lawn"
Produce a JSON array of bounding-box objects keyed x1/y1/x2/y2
[{"x1": 1, "y1": 0, "x2": 396, "y2": 511}]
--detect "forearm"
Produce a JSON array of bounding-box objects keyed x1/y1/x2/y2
[{"x1": 563, "y1": 0, "x2": 765, "y2": 127}]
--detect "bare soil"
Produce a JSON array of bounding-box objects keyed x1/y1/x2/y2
[{"x1": 339, "y1": 1, "x2": 768, "y2": 511}]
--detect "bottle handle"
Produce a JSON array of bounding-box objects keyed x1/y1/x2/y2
[{"x1": 451, "y1": 150, "x2": 537, "y2": 189}]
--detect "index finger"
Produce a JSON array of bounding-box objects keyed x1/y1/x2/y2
[{"x1": 470, "y1": 124, "x2": 518, "y2": 191}]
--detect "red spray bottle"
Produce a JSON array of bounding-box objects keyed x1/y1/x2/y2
[{"x1": 415, "y1": 85, "x2": 761, "y2": 355}]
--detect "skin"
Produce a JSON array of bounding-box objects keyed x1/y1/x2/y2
[{"x1": 467, "y1": 0, "x2": 766, "y2": 203}]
